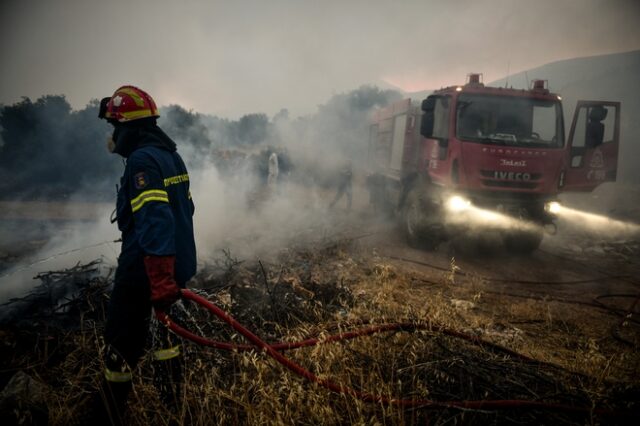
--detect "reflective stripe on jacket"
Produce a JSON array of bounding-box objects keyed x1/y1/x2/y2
[{"x1": 116, "y1": 142, "x2": 196, "y2": 285}]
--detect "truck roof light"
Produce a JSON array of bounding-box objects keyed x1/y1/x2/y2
[
  {"x1": 468, "y1": 73, "x2": 481, "y2": 83},
  {"x1": 530, "y1": 79, "x2": 549, "y2": 94},
  {"x1": 465, "y1": 73, "x2": 484, "y2": 87}
]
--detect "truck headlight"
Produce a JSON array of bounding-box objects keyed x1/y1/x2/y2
[
  {"x1": 545, "y1": 201, "x2": 561, "y2": 214},
  {"x1": 447, "y1": 195, "x2": 471, "y2": 212}
]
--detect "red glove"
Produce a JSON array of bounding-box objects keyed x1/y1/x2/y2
[{"x1": 144, "y1": 255, "x2": 181, "y2": 310}]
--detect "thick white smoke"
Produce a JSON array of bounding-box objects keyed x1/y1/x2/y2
[
  {"x1": 0, "y1": 86, "x2": 396, "y2": 303},
  {"x1": 0, "y1": 203, "x2": 119, "y2": 303},
  {"x1": 185, "y1": 118, "x2": 366, "y2": 262}
]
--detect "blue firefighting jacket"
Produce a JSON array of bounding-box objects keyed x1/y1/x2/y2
[{"x1": 113, "y1": 123, "x2": 196, "y2": 285}]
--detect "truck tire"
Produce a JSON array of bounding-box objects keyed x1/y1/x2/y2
[
  {"x1": 451, "y1": 230, "x2": 502, "y2": 256},
  {"x1": 503, "y1": 227, "x2": 544, "y2": 254},
  {"x1": 403, "y1": 190, "x2": 441, "y2": 250}
]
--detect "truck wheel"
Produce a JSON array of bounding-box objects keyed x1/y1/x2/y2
[
  {"x1": 503, "y1": 227, "x2": 544, "y2": 254},
  {"x1": 452, "y1": 231, "x2": 502, "y2": 256},
  {"x1": 403, "y1": 191, "x2": 439, "y2": 250}
]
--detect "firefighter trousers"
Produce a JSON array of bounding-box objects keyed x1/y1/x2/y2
[{"x1": 93, "y1": 274, "x2": 184, "y2": 424}]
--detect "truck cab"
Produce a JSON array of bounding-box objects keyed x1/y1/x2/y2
[{"x1": 367, "y1": 74, "x2": 621, "y2": 252}]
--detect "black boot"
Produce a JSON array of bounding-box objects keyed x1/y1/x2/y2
[
  {"x1": 89, "y1": 378, "x2": 132, "y2": 426},
  {"x1": 152, "y1": 305, "x2": 185, "y2": 417},
  {"x1": 153, "y1": 349, "x2": 183, "y2": 411}
]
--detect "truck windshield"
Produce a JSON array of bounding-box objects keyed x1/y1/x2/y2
[{"x1": 456, "y1": 94, "x2": 563, "y2": 147}]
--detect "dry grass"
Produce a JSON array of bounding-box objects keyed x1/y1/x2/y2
[{"x1": 2, "y1": 243, "x2": 638, "y2": 425}]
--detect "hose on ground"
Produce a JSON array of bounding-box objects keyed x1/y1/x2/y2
[{"x1": 156, "y1": 289, "x2": 609, "y2": 414}]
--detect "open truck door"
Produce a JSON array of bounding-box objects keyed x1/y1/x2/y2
[{"x1": 562, "y1": 101, "x2": 620, "y2": 192}]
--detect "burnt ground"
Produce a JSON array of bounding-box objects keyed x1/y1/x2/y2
[{"x1": 0, "y1": 188, "x2": 639, "y2": 425}]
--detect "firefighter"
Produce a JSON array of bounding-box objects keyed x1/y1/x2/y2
[
  {"x1": 267, "y1": 151, "x2": 279, "y2": 189},
  {"x1": 329, "y1": 161, "x2": 353, "y2": 211},
  {"x1": 92, "y1": 85, "x2": 197, "y2": 424}
]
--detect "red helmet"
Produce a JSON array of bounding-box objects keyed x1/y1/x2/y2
[{"x1": 99, "y1": 85, "x2": 160, "y2": 123}]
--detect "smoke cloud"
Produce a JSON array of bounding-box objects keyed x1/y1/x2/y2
[
  {"x1": 173, "y1": 85, "x2": 402, "y2": 260},
  {"x1": 0, "y1": 85, "x2": 400, "y2": 302},
  {"x1": 2, "y1": 0, "x2": 639, "y2": 118},
  {"x1": 0, "y1": 207, "x2": 119, "y2": 303}
]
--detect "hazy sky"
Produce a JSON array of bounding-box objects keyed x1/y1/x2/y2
[{"x1": 1, "y1": 0, "x2": 639, "y2": 118}]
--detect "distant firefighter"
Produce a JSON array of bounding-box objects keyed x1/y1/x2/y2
[
  {"x1": 330, "y1": 161, "x2": 353, "y2": 211},
  {"x1": 267, "y1": 151, "x2": 279, "y2": 187}
]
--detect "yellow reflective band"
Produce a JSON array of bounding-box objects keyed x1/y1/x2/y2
[
  {"x1": 131, "y1": 189, "x2": 169, "y2": 213},
  {"x1": 105, "y1": 368, "x2": 132, "y2": 383},
  {"x1": 117, "y1": 87, "x2": 146, "y2": 107},
  {"x1": 120, "y1": 109, "x2": 156, "y2": 120},
  {"x1": 153, "y1": 345, "x2": 181, "y2": 361},
  {"x1": 163, "y1": 173, "x2": 189, "y2": 187}
]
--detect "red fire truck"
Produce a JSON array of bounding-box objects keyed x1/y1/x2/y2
[{"x1": 367, "y1": 74, "x2": 620, "y2": 252}]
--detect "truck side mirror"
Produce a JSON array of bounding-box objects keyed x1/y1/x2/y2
[{"x1": 420, "y1": 97, "x2": 436, "y2": 138}]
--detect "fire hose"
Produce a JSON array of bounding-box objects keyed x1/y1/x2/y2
[{"x1": 155, "y1": 289, "x2": 608, "y2": 414}]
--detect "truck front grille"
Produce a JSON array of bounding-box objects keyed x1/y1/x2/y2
[
  {"x1": 479, "y1": 170, "x2": 541, "y2": 190},
  {"x1": 481, "y1": 180, "x2": 538, "y2": 189}
]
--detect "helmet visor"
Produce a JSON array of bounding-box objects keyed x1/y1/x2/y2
[{"x1": 98, "y1": 97, "x2": 111, "y2": 119}]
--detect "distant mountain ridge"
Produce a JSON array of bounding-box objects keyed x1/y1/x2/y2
[{"x1": 490, "y1": 49, "x2": 640, "y2": 93}]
